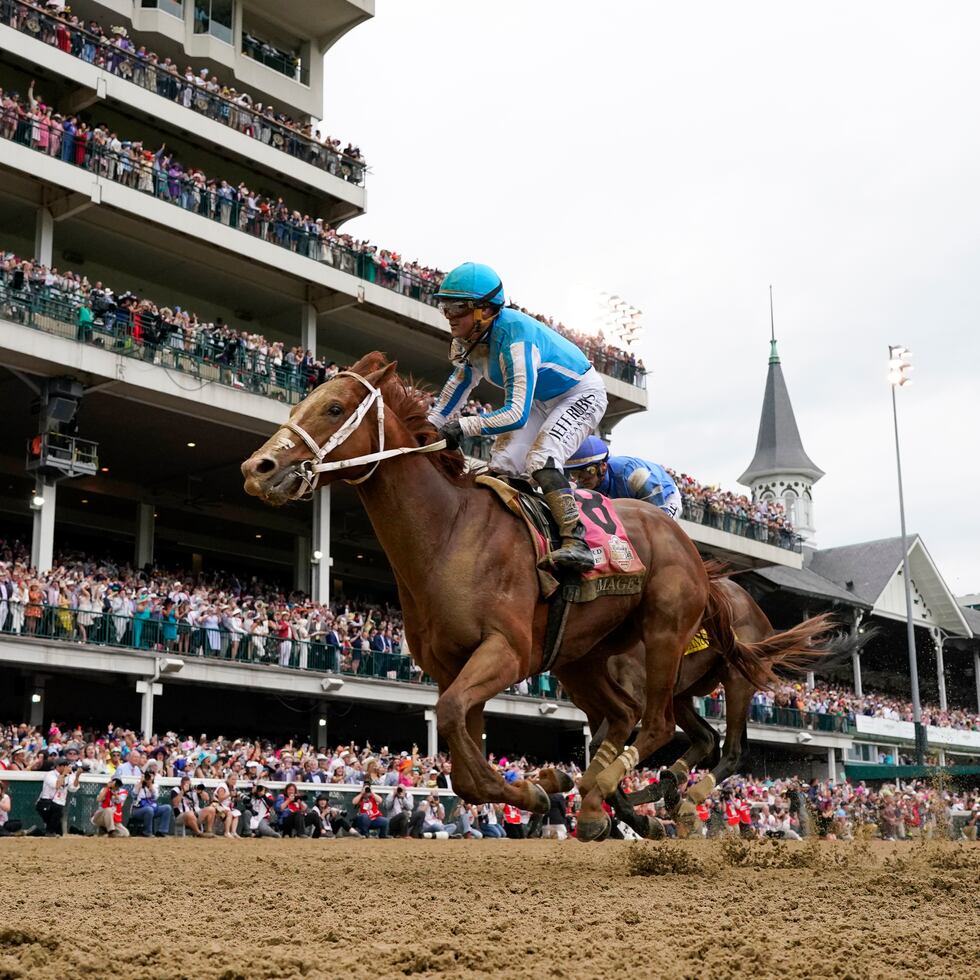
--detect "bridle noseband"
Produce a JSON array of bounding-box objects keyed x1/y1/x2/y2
[{"x1": 277, "y1": 371, "x2": 446, "y2": 499}]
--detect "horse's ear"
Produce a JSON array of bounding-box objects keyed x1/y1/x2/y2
[{"x1": 365, "y1": 360, "x2": 398, "y2": 388}]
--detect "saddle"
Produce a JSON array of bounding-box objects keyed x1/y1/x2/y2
[{"x1": 476, "y1": 474, "x2": 647, "y2": 671}]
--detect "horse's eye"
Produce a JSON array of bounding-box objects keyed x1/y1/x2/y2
[{"x1": 328, "y1": 404, "x2": 344, "y2": 418}]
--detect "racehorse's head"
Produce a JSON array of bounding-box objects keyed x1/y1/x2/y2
[{"x1": 241, "y1": 352, "x2": 397, "y2": 505}]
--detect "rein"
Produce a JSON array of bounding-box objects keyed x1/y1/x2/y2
[{"x1": 280, "y1": 370, "x2": 447, "y2": 498}]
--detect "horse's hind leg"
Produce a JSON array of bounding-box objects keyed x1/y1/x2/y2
[
  {"x1": 555, "y1": 646, "x2": 643, "y2": 841},
  {"x1": 688, "y1": 668, "x2": 754, "y2": 805}
]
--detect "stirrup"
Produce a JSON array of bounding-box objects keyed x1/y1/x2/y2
[{"x1": 540, "y1": 538, "x2": 594, "y2": 573}]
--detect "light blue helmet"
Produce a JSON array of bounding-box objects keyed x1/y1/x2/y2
[
  {"x1": 434, "y1": 262, "x2": 505, "y2": 308},
  {"x1": 565, "y1": 435, "x2": 609, "y2": 469}
]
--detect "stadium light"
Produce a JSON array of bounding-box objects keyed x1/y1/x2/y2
[
  {"x1": 311, "y1": 550, "x2": 323, "y2": 564},
  {"x1": 318, "y1": 717, "x2": 327, "y2": 727},
  {"x1": 31, "y1": 692, "x2": 42, "y2": 704},
  {"x1": 30, "y1": 492, "x2": 45, "y2": 510},
  {"x1": 888, "y1": 345, "x2": 925, "y2": 765}
]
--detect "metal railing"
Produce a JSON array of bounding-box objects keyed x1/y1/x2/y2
[
  {"x1": 680, "y1": 494, "x2": 802, "y2": 553},
  {"x1": 1, "y1": 0, "x2": 361, "y2": 182},
  {"x1": 696, "y1": 696, "x2": 851, "y2": 733},
  {"x1": 0, "y1": 280, "x2": 312, "y2": 404},
  {"x1": 241, "y1": 33, "x2": 309, "y2": 85}
]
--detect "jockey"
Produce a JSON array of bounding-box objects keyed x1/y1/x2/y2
[
  {"x1": 564, "y1": 435, "x2": 683, "y2": 520},
  {"x1": 427, "y1": 262, "x2": 607, "y2": 573}
]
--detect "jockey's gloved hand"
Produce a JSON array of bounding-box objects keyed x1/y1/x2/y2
[{"x1": 439, "y1": 420, "x2": 464, "y2": 452}]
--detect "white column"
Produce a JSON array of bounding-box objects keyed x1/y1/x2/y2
[
  {"x1": 806, "y1": 671, "x2": 815, "y2": 691},
  {"x1": 30, "y1": 481, "x2": 57, "y2": 574},
  {"x1": 851, "y1": 611, "x2": 864, "y2": 697},
  {"x1": 311, "y1": 486, "x2": 331, "y2": 605},
  {"x1": 424, "y1": 709, "x2": 438, "y2": 758},
  {"x1": 301, "y1": 301, "x2": 317, "y2": 360},
  {"x1": 974, "y1": 649, "x2": 980, "y2": 714},
  {"x1": 137, "y1": 679, "x2": 161, "y2": 738},
  {"x1": 931, "y1": 628, "x2": 947, "y2": 712},
  {"x1": 35, "y1": 207, "x2": 54, "y2": 266},
  {"x1": 293, "y1": 534, "x2": 311, "y2": 595},
  {"x1": 583, "y1": 725, "x2": 592, "y2": 768},
  {"x1": 827, "y1": 746, "x2": 837, "y2": 783},
  {"x1": 135, "y1": 502, "x2": 155, "y2": 569}
]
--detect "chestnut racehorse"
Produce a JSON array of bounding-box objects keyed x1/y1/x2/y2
[
  {"x1": 578, "y1": 573, "x2": 853, "y2": 836},
  {"x1": 242, "y1": 353, "x2": 722, "y2": 839}
]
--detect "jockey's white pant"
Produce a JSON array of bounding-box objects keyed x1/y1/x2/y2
[
  {"x1": 662, "y1": 490, "x2": 683, "y2": 521},
  {"x1": 490, "y1": 372, "x2": 608, "y2": 477}
]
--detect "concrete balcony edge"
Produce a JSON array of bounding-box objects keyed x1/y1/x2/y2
[{"x1": 0, "y1": 21, "x2": 364, "y2": 212}]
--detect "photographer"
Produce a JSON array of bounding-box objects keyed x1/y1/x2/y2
[
  {"x1": 240, "y1": 782, "x2": 281, "y2": 838},
  {"x1": 0, "y1": 779, "x2": 24, "y2": 836},
  {"x1": 352, "y1": 781, "x2": 389, "y2": 838},
  {"x1": 35, "y1": 757, "x2": 80, "y2": 836},
  {"x1": 171, "y1": 775, "x2": 214, "y2": 838},
  {"x1": 420, "y1": 791, "x2": 457, "y2": 838},
  {"x1": 132, "y1": 769, "x2": 172, "y2": 836},
  {"x1": 92, "y1": 777, "x2": 129, "y2": 837},
  {"x1": 384, "y1": 784, "x2": 414, "y2": 837},
  {"x1": 189, "y1": 783, "x2": 218, "y2": 832},
  {"x1": 309, "y1": 796, "x2": 336, "y2": 839},
  {"x1": 275, "y1": 782, "x2": 312, "y2": 837}
]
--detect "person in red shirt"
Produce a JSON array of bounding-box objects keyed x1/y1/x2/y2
[
  {"x1": 92, "y1": 777, "x2": 130, "y2": 837},
  {"x1": 724, "y1": 795, "x2": 740, "y2": 835},
  {"x1": 738, "y1": 797, "x2": 753, "y2": 838},
  {"x1": 502, "y1": 803, "x2": 525, "y2": 839},
  {"x1": 352, "y1": 782, "x2": 389, "y2": 838}
]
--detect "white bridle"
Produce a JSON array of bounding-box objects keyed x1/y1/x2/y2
[{"x1": 275, "y1": 370, "x2": 447, "y2": 497}]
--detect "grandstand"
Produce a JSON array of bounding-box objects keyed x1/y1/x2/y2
[{"x1": 1, "y1": 0, "x2": 978, "y2": 785}]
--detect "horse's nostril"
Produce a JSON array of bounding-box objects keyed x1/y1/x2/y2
[{"x1": 255, "y1": 457, "x2": 278, "y2": 475}]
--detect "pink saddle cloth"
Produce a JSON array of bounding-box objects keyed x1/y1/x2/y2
[{"x1": 475, "y1": 477, "x2": 647, "y2": 602}]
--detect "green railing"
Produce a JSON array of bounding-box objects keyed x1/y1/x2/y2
[
  {"x1": 680, "y1": 494, "x2": 802, "y2": 553},
  {"x1": 695, "y1": 696, "x2": 851, "y2": 734},
  {"x1": 1, "y1": 602, "x2": 573, "y2": 703},
  {"x1": 0, "y1": 281, "x2": 311, "y2": 404},
  {"x1": 2, "y1": 0, "x2": 358, "y2": 182}
]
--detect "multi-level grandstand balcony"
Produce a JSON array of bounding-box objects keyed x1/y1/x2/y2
[{"x1": 0, "y1": 0, "x2": 371, "y2": 215}]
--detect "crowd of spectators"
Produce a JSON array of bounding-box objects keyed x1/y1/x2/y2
[
  {"x1": 0, "y1": 536, "x2": 413, "y2": 679},
  {"x1": 1, "y1": 722, "x2": 977, "y2": 842},
  {"x1": 3, "y1": 530, "x2": 980, "y2": 731},
  {"x1": 1, "y1": 0, "x2": 365, "y2": 181},
  {"x1": 0, "y1": 85, "x2": 647, "y2": 385},
  {"x1": 669, "y1": 469, "x2": 799, "y2": 547},
  {"x1": 1, "y1": 252, "x2": 342, "y2": 399}
]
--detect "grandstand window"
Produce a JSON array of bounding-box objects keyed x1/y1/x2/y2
[
  {"x1": 141, "y1": 0, "x2": 185, "y2": 19},
  {"x1": 782, "y1": 489, "x2": 798, "y2": 525},
  {"x1": 194, "y1": 0, "x2": 234, "y2": 45}
]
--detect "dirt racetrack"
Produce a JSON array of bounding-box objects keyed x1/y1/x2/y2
[{"x1": 1, "y1": 837, "x2": 978, "y2": 979}]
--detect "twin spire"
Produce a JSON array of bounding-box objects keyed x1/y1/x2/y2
[{"x1": 738, "y1": 287, "x2": 824, "y2": 488}]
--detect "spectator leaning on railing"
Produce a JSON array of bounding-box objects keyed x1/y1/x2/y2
[{"x1": 0, "y1": 0, "x2": 366, "y2": 182}]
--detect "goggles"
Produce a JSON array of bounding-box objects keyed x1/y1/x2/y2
[
  {"x1": 564, "y1": 463, "x2": 602, "y2": 481},
  {"x1": 437, "y1": 300, "x2": 473, "y2": 319}
]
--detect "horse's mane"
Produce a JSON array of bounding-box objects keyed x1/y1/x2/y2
[{"x1": 348, "y1": 352, "x2": 473, "y2": 486}]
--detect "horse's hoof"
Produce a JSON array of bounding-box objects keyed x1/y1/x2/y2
[
  {"x1": 675, "y1": 801, "x2": 698, "y2": 839},
  {"x1": 642, "y1": 817, "x2": 666, "y2": 840},
  {"x1": 528, "y1": 783, "x2": 551, "y2": 815},
  {"x1": 659, "y1": 770, "x2": 681, "y2": 812},
  {"x1": 535, "y1": 767, "x2": 575, "y2": 795},
  {"x1": 576, "y1": 814, "x2": 611, "y2": 842}
]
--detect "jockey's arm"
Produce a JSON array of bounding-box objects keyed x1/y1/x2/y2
[
  {"x1": 623, "y1": 460, "x2": 666, "y2": 505},
  {"x1": 427, "y1": 363, "x2": 481, "y2": 428},
  {"x1": 461, "y1": 340, "x2": 538, "y2": 437}
]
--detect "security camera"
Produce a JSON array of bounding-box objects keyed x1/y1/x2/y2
[
  {"x1": 796, "y1": 731, "x2": 813, "y2": 744},
  {"x1": 320, "y1": 678, "x2": 344, "y2": 693}
]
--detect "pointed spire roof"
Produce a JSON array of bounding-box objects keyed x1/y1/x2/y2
[{"x1": 738, "y1": 294, "x2": 824, "y2": 486}]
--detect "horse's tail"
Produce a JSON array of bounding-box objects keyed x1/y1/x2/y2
[{"x1": 703, "y1": 562, "x2": 837, "y2": 690}]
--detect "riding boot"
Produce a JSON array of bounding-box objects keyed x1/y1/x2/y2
[{"x1": 533, "y1": 462, "x2": 595, "y2": 574}]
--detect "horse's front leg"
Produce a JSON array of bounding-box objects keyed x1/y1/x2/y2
[{"x1": 436, "y1": 635, "x2": 550, "y2": 815}]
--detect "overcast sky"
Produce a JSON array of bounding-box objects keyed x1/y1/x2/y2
[{"x1": 324, "y1": 1, "x2": 979, "y2": 595}]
